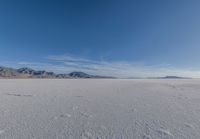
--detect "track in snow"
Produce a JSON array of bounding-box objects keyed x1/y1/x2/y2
[{"x1": 0, "y1": 79, "x2": 200, "y2": 139}]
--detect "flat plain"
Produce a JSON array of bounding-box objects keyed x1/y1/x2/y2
[{"x1": 0, "y1": 79, "x2": 200, "y2": 139}]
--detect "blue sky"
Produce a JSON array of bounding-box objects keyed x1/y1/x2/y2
[{"x1": 1, "y1": 0, "x2": 200, "y2": 77}]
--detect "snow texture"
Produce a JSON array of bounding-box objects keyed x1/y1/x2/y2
[{"x1": 0, "y1": 79, "x2": 200, "y2": 139}]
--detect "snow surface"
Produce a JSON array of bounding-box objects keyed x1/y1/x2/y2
[{"x1": 0, "y1": 79, "x2": 200, "y2": 139}]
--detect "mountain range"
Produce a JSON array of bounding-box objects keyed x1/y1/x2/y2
[
  {"x1": 0, "y1": 66, "x2": 112, "y2": 79},
  {"x1": 0, "y1": 66, "x2": 191, "y2": 79}
]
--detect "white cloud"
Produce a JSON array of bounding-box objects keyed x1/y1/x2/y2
[
  {"x1": 4, "y1": 54, "x2": 199, "y2": 78},
  {"x1": 45, "y1": 55, "x2": 200, "y2": 78}
]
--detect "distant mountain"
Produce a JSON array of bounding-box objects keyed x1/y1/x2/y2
[
  {"x1": 162, "y1": 76, "x2": 184, "y2": 79},
  {"x1": 0, "y1": 66, "x2": 112, "y2": 79},
  {"x1": 17, "y1": 67, "x2": 57, "y2": 78},
  {"x1": 148, "y1": 76, "x2": 192, "y2": 79},
  {"x1": 161, "y1": 76, "x2": 192, "y2": 79},
  {"x1": 68, "y1": 71, "x2": 113, "y2": 78},
  {"x1": 0, "y1": 66, "x2": 19, "y2": 78},
  {"x1": 69, "y1": 72, "x2": 92, "y2": 78}
]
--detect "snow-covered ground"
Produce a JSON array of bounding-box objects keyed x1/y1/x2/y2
[{"x1": 0, "y1": 79, "x2": 200, "y2": 139}]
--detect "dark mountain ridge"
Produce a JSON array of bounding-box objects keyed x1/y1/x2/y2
[
  {"x1": 0, "y1": 66, "x2": 112, "y2": 79},
  {"x1": 147, "y1": 76, "x2": 192, "y2": 79}
]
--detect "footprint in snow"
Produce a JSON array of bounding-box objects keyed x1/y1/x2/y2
[
  {"x1": 60, "y1": 114, "x2": 71, "y2": 118},
  {"x1": 80, "y1": 112, "x2": 93, "y2": 118},
  {"x1": 81, "y1": 131, "x2": 93, "y2": 139},
  {"x1": 54, "y1": 114, "x2": 71, "y2": 120},
  {"x1": 184, "y1": 123, "x2": 194, "y2": 128},
  {"x1": 128, "y1": 107, "x2": 137, "y2": 113},
  {"x1": 143, "y1": 134, "x2": 151, "y2": 139},
  {"x1": 157, "y1": 128, "x2": 174, "y2": 138},
  {"x1": 6, "y1": 93, "x2": 33, "y2": 97}
]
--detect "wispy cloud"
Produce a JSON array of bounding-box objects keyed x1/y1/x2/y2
[{"x1": 5, "y1": 54, "x2": 200, "y2": 78}]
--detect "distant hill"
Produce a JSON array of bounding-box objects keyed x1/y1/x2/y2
[
  {"x1": 0, "y1": 66, "x2": 112, "y2": 79},
  {"x1": 148, "y1": 76, "x2": 192, "y2": 79},
  {"x1": 162, "y1": 76, "x2": 186, "y2": 79},
  {"x1": 68, "y1": 71, "x2": 113, "y2": 78},
  {"x1": 69, "y1": 71, "x2": 92, "y2": 78}
]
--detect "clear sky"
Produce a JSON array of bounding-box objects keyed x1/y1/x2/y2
[{"x1": 1, "y1": 0, "x2": 200, "y2": 77}]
